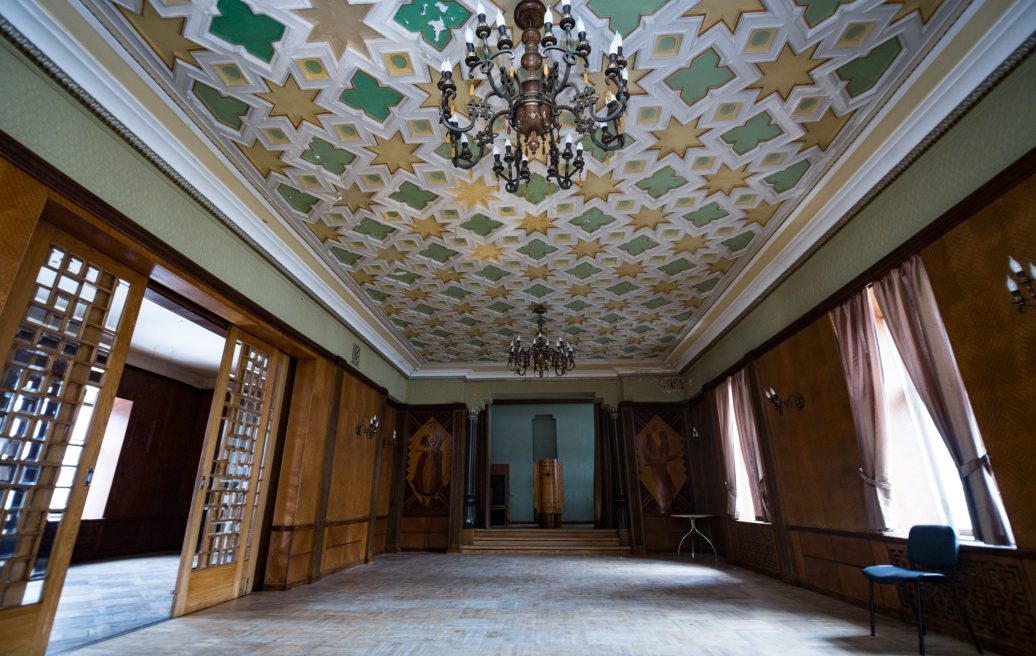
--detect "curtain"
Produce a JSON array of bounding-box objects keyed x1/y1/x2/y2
[
  {"x1": 830, "y1": 290, "x2": 898, "y2": 531},
  {"x1": 730, "y1": 369, "x2": 770, "y2": 522},
  {"x1": 710, "y1": 380, "x2": 738, "y2": 518},
  {"x1": 873, "y1": 254, "x2": 1014, "y2": 545}
]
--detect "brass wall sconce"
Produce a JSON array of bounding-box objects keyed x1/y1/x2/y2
[
  {"x1": 357, "y1": 415, "x2": 380, "y2": 439},
  {"x1": 765, "y1": 387, "x2": 805, "y2": 415},
  {"x1": 1006, "y1": 256, "x2": 1036, "y2": 312},
  {"x1": 383, "y1": 429, "x2": 399, "y2": 449}
]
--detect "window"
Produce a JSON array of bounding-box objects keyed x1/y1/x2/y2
[
  {"x1": 725, "y1": 388, "x2": 758, "y2": 522},
  {"x1": 713, "y1": 375, "x2": 767, "y2": 522},
  {"x1": 867, "y1": 288, "x2": 973, "y2": 535}
]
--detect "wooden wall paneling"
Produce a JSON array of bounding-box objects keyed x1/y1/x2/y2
[
  {"x1": 373, "y1": 403, "x2": 398, "y2": 555},
  {"x1": 919, "y1": 171, "x2": 1036, "y2": 550},
  {"x1": 385, "y1": 403, "x2": 406, "y2": 553},
  {"x1": 307, "y1": 364, "x2": 344, "y2": 583},
  {"x1": 685, "y1": 397, "x2": 727, "y2": 556},
  {"x1": 0, "y1": 158, "x2": 46, "y2": 316},
  {"x1": 618, "y1": 405, "x2": 646, "y2": 554},
  {"x1": 364, "y1": 393, "x2": 389, "y2": 561},
  {"x1": 447, "y1": 408, "x2": 467, "y2": 553},
  {"x1": 476, "y1": 408, "x2": 489, "y2": 530},
  {"x1": 752, "y1": 317, "x2": 870, "y2": 533},
  {"x1": 400, "y1": 406, "x2": 457, "y2": 552}
]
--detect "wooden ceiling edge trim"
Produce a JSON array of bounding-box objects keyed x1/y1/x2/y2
[
  {"x1": 694, "y1": 143, "x2": 1036, "y2": 396},
  {"x1": 674, "y1": 39, "x2": 1036, "y2": 379},
  {"x1": 0, "y1": 130, "x2": 398, "y2": 399}
]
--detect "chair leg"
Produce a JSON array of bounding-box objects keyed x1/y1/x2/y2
[
  {"x1": 868, "y1": 580, "x2": 875, "y2": 636},
  {"x1": 916, "y1": 579, "x2": 926, "y2": 655},
  {"x1": 949, "y1": 581, "x2": 982, "y2": 654}
]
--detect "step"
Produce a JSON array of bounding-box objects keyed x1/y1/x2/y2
[
  {"x1": 473, "y1": 529, "x2": 620, "y2": 540},
  {"x1": 461, "y1": 545, "x2": 632, "y2": 555}
]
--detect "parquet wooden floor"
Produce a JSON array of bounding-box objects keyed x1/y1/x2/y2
[
  {"x1": 67, "y1": 553, "x2": 989, "y2": 655},
  {"x1": 47, "y1": 554, "x2": 178, "y2": 654}
]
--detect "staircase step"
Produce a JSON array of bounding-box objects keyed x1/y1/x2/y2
[{"x1": 462, "y1": 528, "x2": 630, "y2": 555}]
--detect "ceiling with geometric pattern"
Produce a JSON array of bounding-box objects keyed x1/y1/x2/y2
[{"x1": 59, "y1": 0, "x2": 970, "y2": 368}]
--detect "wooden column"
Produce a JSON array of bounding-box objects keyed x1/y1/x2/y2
[
  {"x1": 463, "y1": 408, "x2": 479, "y2": 529},
  {"x1": 365, "y1": 394, "x2": 389, "y2": 562},
  {"x1": 447, "y1": 408, "x2": 468, "y2": 553},
  {"x1": 610, "y1": 409, "x2": 629, "y2": 530}
]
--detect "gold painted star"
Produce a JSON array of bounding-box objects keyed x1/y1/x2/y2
[
  {"x1": 525, "y1": 264, "x2": 552, "y2": 281},
  {"x1": 630, "y1": 206, "x2": 669, "y2": 231},
  {"x1": 257, "y1": 74, "x2": 329, "y2": 130},
  {"x1": 577, "y1": 170, "x2": 622, "y2": 203},
  {"x1": 569, "y1": 283, "x2": 593, "y2": 296},
  {"x1": 118, "y1": 2, "x2": 201, "y2": 70},
  {"x1": 604, "y1": 299, "x2": 628, "y2": 312},
  {"x1": 665, "y1": 324, "x2": 684, "y2": 334},
  {"x1": 709, "y1": 258, "x2": 737, "y2": 274},
  {"x1": 471, "y1": 242, "x2": 504, "y2": 262},
  {"x1": 742, "y1": 200, "x2": 781, "y2": 228},
  {"x1": 649, "y1": 116, "x2": 707, "y2": 160},
  {"x1": 350, "y1": 270, "x2": 375, "y2": 285},
  {"x1": 673, "y1": 233, "x2": 708, "y2": 256},
  {"x1": 615, "y1": 261, "x2": 645, "y2": 278},
  {"x1": 571, "y1": 238, "x2": 605, "y2": 259},
  {"x1": 796, "y1": 108, "x2": 855, "y2": 152},
  {"x1": 684, "y1": 0, "x2": 767, "y2": 33},
  {"x1": 518, "y1": 212, "x2": 555, "y2": 236},
  {"x1": 453, "y1": 302, "x2": 475, "y2": 314},
  {"x1": 435, "y1": 269, "x2": 464, "y2": 283},
  {"x1": 652, "y1": 281, "x2": 679, "y2": 294},
  {"x1": 598, "y1": 325, "x2": 618, "y2": 336},
  {"x1": 703, "y1": 163, "x2": 754, "y2": 197},
  {"x1": 378, "y1": 245, "x2": 407, "y2": 266},
  {"x1": 750, "y1": 44, "x2": 827, "y2": 102},
  {"x1": 402, "y1": 288, "x2": 430, "y2": 302},
  {"x1": 306, "y1": 217, "x2": 344, "y2": 244},
  {"x1": 451, "y1": 175, "x2": 497, "y2": 210},
  {"x1": 368, "y1": 132, "x2": 422, "y2": 174},
  {"x1": 409, "y1": 216, "x2": 448, "y2": 239},
  {"x1": 485, "y1": 286, "x2": 510, "y2": 299},
  {"x1": 294, "y1": 0, "x2": 381, "y2": 61},
  {"x1": 683, "y1": 297, "x2": 704, "y2": 309},
  {"x1": 236, "y1": 139, "x2": 289, "y2": 178},
  {"x1": 886, "y1": 0, "x2": 944, "y2": 24},
  {"x1": 333, "y1": 182, "x2": 375, "y2": 214},
  {"x1": 417, "y1": 65, "x2": 481, "y2": 117}
]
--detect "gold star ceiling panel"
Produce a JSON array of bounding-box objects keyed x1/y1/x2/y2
[{"x1": 83, "y1": 0, "x2": 962, "y2": 364}]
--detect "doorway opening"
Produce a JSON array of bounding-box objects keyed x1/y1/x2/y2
[{"x1": 47, "y1": 288, "x2": 226, "y2": 654}]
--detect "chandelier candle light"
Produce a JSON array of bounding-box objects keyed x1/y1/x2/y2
[
  {"x1": 507, "y1": 306, "x2": 575, "y2": 377},
  {"x1": 437, "y1": 0, "x2": 630, "y2": 194}
]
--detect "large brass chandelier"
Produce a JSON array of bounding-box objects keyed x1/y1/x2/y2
[
  {"x1": 507, "y1": 306, "x2": 575, "y2": 377},
  {"x1": 437, "y1": 0, "x2": 630, "y2": 194}
]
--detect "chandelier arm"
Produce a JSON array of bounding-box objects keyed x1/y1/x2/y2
[
  {"x1": 586, "y1": 128, "x2": 626, "y2": 152},
  {"x1": 586, "y1": 96, "x2": 629, "y2": 125}
]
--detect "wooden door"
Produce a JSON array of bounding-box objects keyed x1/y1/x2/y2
[
  {"x1": 0, "y1": 224, "x2": 145, "y2": 656},
  {"x1": 172, "y1": 328, "x2": 286, "y2": 617}
]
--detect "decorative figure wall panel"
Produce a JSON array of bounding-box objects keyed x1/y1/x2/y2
[
  {"x1": 404, "y1": 415, "x2": 453, "y2": 516},
  {"x1": 634, "y1": 414, "x2": 687, "y2": 515}
]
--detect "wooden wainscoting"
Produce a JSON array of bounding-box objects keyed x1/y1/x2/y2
[{"x1": 728, "y1": 520, "x2": 782, "y2": 577}]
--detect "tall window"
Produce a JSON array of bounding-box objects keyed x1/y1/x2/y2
[
  {"x1": 868, "y1": 288, "x2": 973, "y2": 534},
  {"x1": 725, "y1": 388, "x2": 759, "y2": 521},
  {"x1": 712, "y1": 374, "x2": 767, "y2": 522}
]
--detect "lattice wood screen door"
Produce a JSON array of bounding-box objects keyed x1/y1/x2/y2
[
  {"x1": 0, "y1": 224, "x2": 145, "y2": 656},
  {"x1": 172, "y1": 326, "x2": 286, "y2": 617}
]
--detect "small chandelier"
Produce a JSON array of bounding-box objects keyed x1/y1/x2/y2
[
  {"x1": 438, "y1": 0, "x2": 630, "y2": 194},
  {"x1": 507, "y1": 305, "x2": 575, "y2": 377}
]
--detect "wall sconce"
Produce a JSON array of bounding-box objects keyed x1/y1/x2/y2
[
  {"x1": 383, "y1": 429, "x2": 398, "y2": 449},
  {"x1": 357, "y1": 415, "x2": 380, "y2": 439},
  {"x1": 765, "y1": 387, "x2": 804, "y2": 415},
  {"x1": 1006, "y1": 256, "x2": 1036, "y2": 312},
  {"x1": 691, "y1": 426, "x2": 700, "y2": 440}
]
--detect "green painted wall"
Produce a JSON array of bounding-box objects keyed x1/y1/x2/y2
[
  {"x1": 406, "y1": 374, "x2": 688, "y2": 407},
  {"x1": 685, "y1": 52, "x2": 1036, "y2": 393},
  {"x1": 0, "y1": 40, "x2": 408, "y2": 400},
  {"x1": 490, "y1": 403, "x2": 596, "y2": 523}
]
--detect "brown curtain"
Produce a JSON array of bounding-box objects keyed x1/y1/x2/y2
[
  {"x1": 709, "y1": 381, "x2": 738, "y2": 518},
  {"x1": 830, "y1": 291, "x2": 898, "y2": 531},
  {"x1": 873, "y1": 255, "x2": 1014, "y2": 545},
  {"x1": 730, "y1": 370, "x2": 770, "y2": 522}
]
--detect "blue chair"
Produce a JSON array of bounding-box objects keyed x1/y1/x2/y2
[{"x1": 862, "y1": 525, "x2": 981, "y2": 655}]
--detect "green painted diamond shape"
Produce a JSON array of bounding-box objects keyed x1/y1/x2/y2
[
  {"x1": 388, "y1": 270, "x2": 420, "y2": 284},
  {"x1": 390, "y1": 182, "x2": 438, "y2": 210},
  {"x1": 673, "y1": 309, "x2": 695, "y2": 322},
  {"x1": 517, "y1": 239, "x2": 558, "y2": 260},
  {"x1": 366, "y1": 288, "x2": 389, "y2": 302},
  {"x1": 340, "y1": 70, "x2": 404, "y2": 122},
  {"x1": 570, "y1": 208, "x2": 615, "y2": 233},
  {"x1": 278, "y1": 184, "x2": 318, "y2": 214},
  {"x1": 459, "y1": 317, "x2": 477, "y2": 326},
  {"x1": 524, "y1": 174, "x2": 559, "y2": 204},
  {"x1": 665, "y1": 48, "x2": 735, "y2": 106},
  {"x1": 602, "y1": 313, "x2": 622, "y2": 323},
  {"x1": 566, "y1": 299, "x2": 591, "y2": 311},
  {"x1": 683, "y1": 202, "x2": 728, "y2": 228},
  {"x1": 302, "y1": 137, "x2": 355, "y2": 174},
  {"x1": 607, "y1": 281, "x2": 637, "y2": 296},
  {"x1": 488, "y1": 301, "x2": 514, "y2": 313},
  {"x1": 353, "y1": 217, "x2": 396, "y2": 240},
  {"x1": 643, "y1": 297, "x2": 671, "y2": 309},
  {"x1": 393, "y1": 0, "x2": 470, "y2": 51},
  {"x1": 585, "y1": 0, "x2": 667, "y2": 36},
  {"x1": 477, "y1": 265, "x2": 510, "y2": 282},
  {"x1": 660, "y1": 258, "x2": 693, "y2": 276},
  {"x1": 526, "y1": 283, "x2": 553, "y2": 299},
  {"x1": 723, "y1": 231, "x2": 755, "y2": 252},
  {"x1": 420, "y1": 243, "x2": 459, "y2": 263},
  {"x1": 565, "y1": 326, "x2": 585, "y2": 335},
  {"x1": 443, "y1": 286, "x2": 470, "y2": 299},
  {"x1": 619, "y1": 235, "x2": 659, "y2": 256},
  {"x1": 461, "y1": 213, "x2": 503, "y2": 237},
  {"x1": 210, "y1": 0, "x2": 285, "y2": 63},
  {"x1": 330, "y1": 247, "x2": 361, "y2": 266},
  {"x1": 765, "y1": 160, "x2": 811, "y2": 194},
  {"x1": 636, "y1": 166, "x2": 687, "y2": 199},
  {"x1": 567, "y1": 262, "x2": 602, "y2": 280},
  {"x1": 722, "y1": 112, "x2": 782, "y2": 156},
  {"x1": 694, "y1": 278, "x2": 720, "y2": 293},
  {"x1": 414, "y1": 304, "x2": 436, "y2": 315},
  {"x1": 632, "y1": 325, "x2": 651, "y2": 334},
  {"x1": 838, "y1": 37, "x2": 903, "y2": 98},
  {"x1": 192, "y1": 81, "x2": 248, "y2": 130}
]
